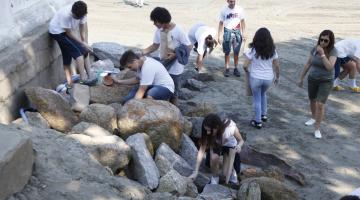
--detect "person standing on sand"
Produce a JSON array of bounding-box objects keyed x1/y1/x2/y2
[
  {"x1": 298, "y1": 30, "x2": 337, "y2": 139},
  {"x1": 141, "y1": 7, "x2": 191, "y2": 105},
  {"x1": 188, "y1": 22, "x2": 218, "y2": 73},
  {"x1": 243, "y1": 27, "x2": 280, "y2": 129},
  {"x1": 332, "y1": 39, "x2": 360, "y2": 93},
  {"x1": 49, "y1": 1, "x2": 97, "y2": 89},
  {"x1": 218, "y1": 0, "x2": 246, "y2": 77},
  {"x1": 189, "y1": 113, "x2": 244, "y2": 186}
]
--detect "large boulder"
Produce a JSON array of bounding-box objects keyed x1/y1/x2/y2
[
  {"x1": 70, "y1": 83, "x2": 90, "y2": 112},
  {"x1": 200, "y1": 184, "x2": 237, "y2": 200},
  {"x1": 126, "y1": 133, "x2": 160, "y2": 190},
  {"x1": 118, "y1": 99, "x2": 189, "y2": 151},
  {"x1": 179, "y1": 101, "x2": 217, "y2": 117},
  {"x1": 90, "y1": 59, "x2": 120, "y2": 73},
  {"x1": 179, "y1": 134, "x2": 198, "y2": 168},
  {"x1": 187, "y1": 116, "x2": 203, "y2": 139},
  {"x1": 90, "y1": 84, "x2": 132, "y2": 104},
  {"x1": 70, "y1": 121, "x2": 112, "y2": 137},
  {"x1": 68, "y1": 134, "x2": 131, "y2": 172},
  {"x1": 240, "y1": 177, "x2": 298, "y2": 200},
  {"x1": 91, "y1": 42, "x2": 126, "y2": 68},
  {"x1": 25, "y1": 87, "x2": 78, "y2": 132},
  {"x1": 5, "y1": 124, "x2": 149, "y2": 200},
  {"x1": 12, "y1": 111, "x2": 50, "y2": 129},
  {"x1": 0, "y1": 128, "x2": 34, "y2": 200},
  {"x1": 157, "y1": 169, "x2": 198, "y2": 197},
  {"x1": 240, "y1": 167, "x2": 285, "y2": 182},
  {"x1": 237, "y1": 181, "x2": 261, "y2": 200},
  {"x1": 155, "y1": 143, "x2": 209, "y2": 190},
  {"x1": 79, "y1": 103, "x2": 117, "y2": 133}
]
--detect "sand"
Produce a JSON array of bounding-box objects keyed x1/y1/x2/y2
[{"x1": 86, "y1": 0, "x2": 360, "y2": 199}]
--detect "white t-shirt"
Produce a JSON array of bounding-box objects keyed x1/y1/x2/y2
[
  {"x1": 335, "y1": 39, "x2": 360, "y2": 59},
  {"x1": 153, "y1": 25, "x2": 191, "y2": 75},
  {"x1": 188, "y1": 22, "x2": 217, "y2": 55},
  {"x1": 219, "y1": 5, "x2": 245, "y2": 30},
  {"x1": 222, "y1": 120, "x2": 238, "y2": 147},
  {"x1": 137, "y1": 57, "x2": 175, "y2": 93},
  {"x1": 49, "y1": 5, "x2": 87, "y2": 34},
  {"x1": 244, "y1": 48, "x2": 278, "y2": 80},
  {"x1": 349, "y1": 187, "x2": 360, "y2": 197}
]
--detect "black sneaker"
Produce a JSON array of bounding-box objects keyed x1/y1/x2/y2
[
  {"x1": 261, "y1": 115, "x2": 268, "y2": 122},
  {"x1": 233, "y1": 68, "x2": 241, "y2": 77},
  {"x1": 224, "y1": 69, "x2": 230, "y2": 77},
  {"x1": 79, "y1": 77, "x2": 98, "y2": 86},
  {"x1": 250, "y1": 120, "x2": 262, "y2": 129}
]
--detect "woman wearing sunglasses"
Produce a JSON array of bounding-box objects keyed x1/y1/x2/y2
[{"x1": 298, "y1": 30, "x2": 337, "y2": 139}]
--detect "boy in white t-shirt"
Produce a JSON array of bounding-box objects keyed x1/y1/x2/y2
[
  {"x1": 141, "y1": 7, "x2": 192, "y2": 104},
  {"x1": 49, "y1": 1, "x2": 96, "y2": 88},
  {"x1": 188, "y1": 22, "x2": 218, "y2": 73},
  {"x1": 113, "y1": 50, "x2": 174, "y2": 105},
  {"x1": 218, "y1": 0, "x2": 246, "y2": 77}
]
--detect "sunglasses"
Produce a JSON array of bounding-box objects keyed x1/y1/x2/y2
[{"x1": 320, "y1": 38, "x2": 329, "y2": 43}]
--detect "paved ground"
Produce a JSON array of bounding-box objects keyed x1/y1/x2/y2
[{"x1": 87, "y1": 1, "x2": 360, "y2": 199}]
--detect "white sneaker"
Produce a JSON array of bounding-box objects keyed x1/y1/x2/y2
[
  {"x1": 210, "y1": 176, "x2": 219, "y2": 184},
  {"x1": 314, "y1": 130, "x2": 322, "y2": 139},
  {"x1": 305, "y1": 118, "x2": 316, "y2": 126},
  {"x1": 229, "y1": 169, "x2": 238, "y2": 184}
]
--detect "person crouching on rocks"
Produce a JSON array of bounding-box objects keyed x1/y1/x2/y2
[
  {"x1": 189, "y1": 113, "x2": 244, "y2": 186},
  {"x1": 298, "y1": 30, "x2": 337, "y2": 139},
  {"x1": 111, "y1": 50, "x2": 175, "y2": 105},
  {"x1": 188, "y1": 22, "x2": 218, "y2": 73}
]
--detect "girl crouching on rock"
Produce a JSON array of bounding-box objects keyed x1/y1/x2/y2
[{"x1": 189, "y1": 113, "x2": 244, "y2": 185}]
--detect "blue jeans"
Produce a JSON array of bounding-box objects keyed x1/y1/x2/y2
[
  {"x1": 122, "y1": 85, "x2": 173, "y2": 104},
  {"x1": 334, "y1": 57, "x2": 351, "y2": 78},
  {"x1": 249, "y1": 76, "x2": 272, "y2": 122}
]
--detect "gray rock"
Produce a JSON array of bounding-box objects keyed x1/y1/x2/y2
[
  {"x1": 79, "y1": 103, "x2": 117, "y2": 133},
  {"x1": 193, "y1": 73, "x2": 215, "y2": 82},
  {"x1": 118, "y1": 99, "x2": 188, "y2": 151},
  {"x1": 145, "y1": 192, "x2": 176, "y2": 200},
  {"x1": 12, "y1": 112, "x2": 50, "y2": 129},
  {"x1": 70, "y1": 121, "x2": 112, "y2": 137},
  {"x1": 240, "y1": 177, "x2": 298, "y2": 200},
  {"x1": 91, "y1": 59, "x2": 120, "y2": 73},
  {"x1": 70, "y1": 83, "x2": 90, "y2": 112},
  {"x1": 179, "y1": 134, "x2": 198, "y2": 168},
  {"x1": 90, "y1": 84, "x2": 132, "y2": 104},
  {"x1": 179, "y1": 88, "x2": 196, "y2": 100},
  {"x1": 155, "y1": 143, "x2": 209, "y2": 190},
  {"x1": 179, "y1": 101, "x2": 217, "y2": 118},
  {"x1": 68, "y1": 134, "x2": 131, "y2": 172},
  {"x1": 187, "y1": 117, "x2": 204, "y2": 138},
  {"x1": 0, "y1": 128, "x2": 34, "y2": 200},
  {"x1": 237, "y1": 181, "x2": 261, "y2": 200},
  {"x1": 92, "y1": 42, "x2": 126, "y2": 68},
  {"x1": 200, "y1": 184, "x2": 236, "y2": 200},
  {"x1": 25, "y1": 87, "x2": 78, "y2": 132},
  {"x1": 184, "y1": 79, "x2": 207, "y2": 91},
  {"x1": 157, "y1": 170, "x2": 188, "y2": 195},
  {"x1": 126, "y1": 133, "x2": 160, "y2": 190},
  {"x1": 5, "y1": 124, "x2": 149, "y2": 200}
]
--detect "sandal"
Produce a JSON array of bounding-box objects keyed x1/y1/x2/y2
[{"x1": 250, "y1": 120, "x2": 262, "y2": 129}]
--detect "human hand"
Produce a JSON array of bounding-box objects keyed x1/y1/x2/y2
[
  {"x1": 166, "y1": 52, "x2": 176, "y2": 60},
  {"x1": 316, "y1": 45, "x2": 325, "y2": 56},
  {"x1": 189, "y1": 171, "x2": 198, "y2": 180},
  {"x1": 297, "y1": 80, "x2": 303, "y2": 88},
  {"x1": 218, "y1": 37, "x2": 223, "y2": 45},
  {"x1": 274, "y1": 77, "x2": 280, "y2": 86},
  {"x1": 82, "y1": 42, "x2": 93, "y2": 52},
  {"x1": 234, "y1": 144, "x2": 242, "y2": 153}
]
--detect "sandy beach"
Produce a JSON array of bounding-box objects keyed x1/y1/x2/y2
[{"x1": 86, "y1": 0, "x2": 360, "y2": 199}]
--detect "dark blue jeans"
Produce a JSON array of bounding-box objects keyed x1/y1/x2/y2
[
  {"x1": 334, "y1": 57, "x2": 351, "y2": 78},
  {"x1": 121, "y1": 85, "x2": 173, "y2": 104}
]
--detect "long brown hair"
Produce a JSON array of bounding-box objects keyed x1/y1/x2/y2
[
  {"x1": 317, "y1": 30, "x2": 335, "y2": 57},
  {"x1": 199, "y1": 113, "x2": 231, "y2": 149}
]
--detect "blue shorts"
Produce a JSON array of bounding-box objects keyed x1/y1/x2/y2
[
  {"x1": 334, "y1": 57, "x2": 351, "y2": 78},
  {"x1": 222, "y1": 28, "x2": 242, "y2": 55},
  {"x1": 122, "y1": 85, "x2": 173, "y2": 104},
  {"x1": 49, "y1": 33, "x2": 88, "y2": 66}
]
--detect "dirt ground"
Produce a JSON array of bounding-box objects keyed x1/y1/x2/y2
[{"x1": 86, "y1": 0, "x2": 360, "y2": 199}]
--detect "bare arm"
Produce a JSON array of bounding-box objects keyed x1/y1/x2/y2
[
  {"x1": 189, "y1": 145, "x2": 206, "y2": 179},
  {"x1": 142, "y1": 43, "x2": 160, "y2": 55},
  {"x1": 298, "y1": 55, "x2": 312, "y2": 87},
  {"x1": 65, "y1": 27, "x2": 91, "y2": 52},
  {"x1": 240, "y1": 19, "x2": 246, "y2": 40},
  {"x1": 79, "y1": 23, "x2": 88, "y2": 43},
  {"x1": 233, "y1": 127, "x2": 244, "y2": 152},
  {"x1": 217, "y1": 21, "x2": 224, "y2": 44},
  {"x1": 196, "y1": 54, "x2": 204, "y2": 69},
  {"x1": 242, "y1": 57, "x2": 251, "y2": 72},
  {"x1": 134, "y1": 85, "x2": 148, "y2": 99},
  {"x1": 322, "y1": 55, "x2": 337, "y2": 71}
]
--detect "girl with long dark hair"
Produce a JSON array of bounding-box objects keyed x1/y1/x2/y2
[
  {"x1": 298, "y1": 30, "x2": 337, "y2": 139},
  {"x1": 189, "y1": 113, "x2": 244, "y2": 185},
  {"x1": 243, "y1": 27, "x2": 280, "y2": 129}
]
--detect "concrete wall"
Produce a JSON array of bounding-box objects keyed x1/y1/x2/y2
[{"x1": 0, "y1": 0, "x2": 74, "y2": 123}]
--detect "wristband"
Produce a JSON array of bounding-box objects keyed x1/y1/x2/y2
[{"x1": 320, "y1": 54, "x2": 326, "y2": 58}]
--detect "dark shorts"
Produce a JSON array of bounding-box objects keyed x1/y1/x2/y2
[
  {"x1": 308, "y1": 78, "x2": 333, "y2": 103},
  {"x1": 49, "y1": 32, "x2": 88, "y2": 66},
  {"x1": 205, "y1": 146, "x2": 241, "y2": 173},
  {"x1": 334, "y1": 57, "x2": 351, "y2": 78}
]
